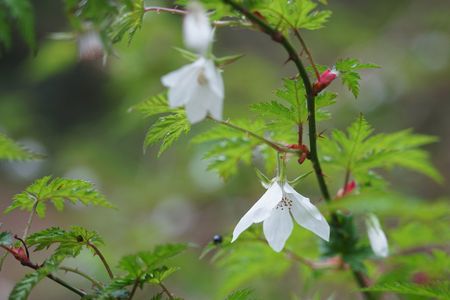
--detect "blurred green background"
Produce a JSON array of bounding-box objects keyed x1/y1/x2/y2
[{"x1": 0, "y1": 0, "x2": 449, "y2": 299}]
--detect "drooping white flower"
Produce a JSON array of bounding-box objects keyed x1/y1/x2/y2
[
  {"x1": 183, "y1": 2, "x2": 213, "y2": 55},
  {"x1": 77, "y1": 28, "x2": 104, "y2": 61},
  {"x1": 232, "y1": 179, "x2": 330, "y2": 252},
  {"x1": 161, "y1": 57, "x2": 224, "y2": 123},
  {"x1": 366, "y1": 214, "x2": 389, "y2": 258}
]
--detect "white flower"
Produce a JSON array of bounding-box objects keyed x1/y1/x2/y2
[
  {"x1": 77, "y1": 29, "x2": 104, "y2": 61},
  {"x1": 232, "y1": 180, "x2": 330, "y2": 252},
  {"x1": 161, "y1": 57, "x2": 224, "y2": 123},
  {"x1": 366, "y1": 214, "x2": 389, "y2": 258},
  {"x1": 183, "y1": 2, "x2": 213, "y2": 55}
]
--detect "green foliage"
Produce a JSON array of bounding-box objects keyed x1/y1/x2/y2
[
  {"x1": 0, "y1": 231, "x2": 13, "y2": 246},
  {"x1": 335, "y1": 58, "x2": 380, "y2": 98},
  {"x1": 0, "y1": 133, "x2": 41, "y2": 161},
  {"x1": 132, "y1": 94, "x2": 191, "y2": 157},
  {"x1": 4, "y1": 176, "x2": 113, "y2": 218},
  {"x1": 0, "y1": 0, "x2": 35, "y2": 52},
  {"x1": 225, "y1": 288, "x2": 254, "y2": 300},
  {"x1": 192, "y1": 119, "x2": 266, "y2": 179},
  {"x1": 26, "y1": 226, "x2": 104, "y2": 257},
  {"x1": 8, "y1": 248, "x2": 73, "y2": 300},
  {"x1": 92, "y1": 244, "x2": 187, "y2": 299},
  {"x1": 320, "y1": 115, "x2": 442, "y2": 186},
  {"x1": 361, "y1": 281, "x2": 450, "y2": 299},
  {"x1": 176, "y1": 0, "x2": 235, "y2": 20},
  {"x1": 110, "y1": 0, "x2": 144, "y2": 44},
  {"x1": 320, "y1": 212, "x2": 371, "y2": 272},
  {"x1": 257, "y1": 0, "x2": 332, "y2": 34}
]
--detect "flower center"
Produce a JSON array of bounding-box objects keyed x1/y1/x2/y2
[
  {"x1": 197, "y1": 69, "x2": 208, "y2": 86},
  {"x1": 276, "y1": 196, "x2": 293, "y2": 211}
]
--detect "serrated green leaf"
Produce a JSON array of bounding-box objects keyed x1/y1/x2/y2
[
  {"x1": 4, "y1": 176, "x2": 113, "y2": 218},
  {"x1": 0, "y1": 133, "x2": 42, "y2": 160},
  {"x1": 26, "y1": 226, "x2": 104, "y2": 258},
  {"x1": 146, "y1": 266, "x2": 180, "y2": 284},
  {"x1": 110, "y1": 0, "x2": 144, "y2": 44},
  {"x1": 361, "y1": 281, "x2": 450, "y2": 299},
  {"x1": 335, "y1": 58, "x2": 380, "y2": 98},
  {"x1": 8, "y1": 247, "x2": 72, "y2": 300},
  {"x1": 133, "y1": 94, "x2": 191, "y2": 156},
  {"x1": 0, "y1": 231, "x2": 13, "y2": 246},
  {"x1": 320, "y1": 115, "x2": 442, "y2": 184}
]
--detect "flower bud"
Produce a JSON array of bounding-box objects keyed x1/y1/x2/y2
[
  {"x1": 183, "y1": 2, "x2": 213, "y2": 55},
  {"x1": 313, "y1": 68, "x2": 339, "y2": 95},
  {"x1": 336, "y1": 180, "x2": 356, "y2": 198},
  {"x1": 77, "y1": 27, "x2": 104, "y2": 61},
  {"x1": 11, "y1": 247, "x2": 28, "y2": 263}
]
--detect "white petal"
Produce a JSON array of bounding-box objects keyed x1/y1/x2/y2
[
  {"x1": 285, "y1": 183, "x2": 330, "y2": 241},
  {"x1": 183, "y1": 2, "x2": 213, "y2": 54},
  {"x1": 203, "y1": 60, "x2": 224, "y2": 120},
  {"x1": 263, "y1": 207, "x2": 293, "y2": 252},
  {"x1": 231, "y1": 182, "x2": 282, "y2": 243},
  {"x1": 366, "y1": 214, "x2": 389, "y2": 257},
  {"x1": 161, "y1": 58, "x2": 206, "y2": 107},
  {"x1": 184, "y1": 84, "x2": 215, "y2": 123}
]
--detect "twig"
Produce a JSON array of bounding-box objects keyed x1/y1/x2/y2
[
  {"x1": 207, "y1": 115, "x2": 300, "y2": 154},
  {"x1": 59, "y1": 265, "x2": 103, "y2": 288},
  {"x1": 159, "y1": 282, "x2": 174, "y2": 299},
  {"x1": 144, "y1": 6, "x2": 249, "y2": 27},
  {"x1": 87, "y1": 242, "x2": 114, "y2": 279},
  {"x1": 128, "y1": 277, "x2": 140, "y2": 300}
]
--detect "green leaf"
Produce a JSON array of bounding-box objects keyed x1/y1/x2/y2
[
  {"x1": 0, "y1": 0, "x2": 36, "y2": 52},
  {"x1": 8, "y1": 271, "x2": 47, "y2": 300},
  {"x1": 225, "y1": 289, "x2": 254, "y2": 300},
  {"x1": 335, "y1": 58, "x2": 380, "y2": 98},
  {"x1": 4, "y1": 176, "x2": 113, "y2": 218},
  {"x1": 8, "y1": 248, "x2": 72, "y2": 300},
  {"x1": 320, "y1": 115, "x2": 442, "y2": 184},
  {"x1": 0, "y1": 231, "x2": 13, "y2": 246},
  {"x1": 146, "y1": 266, "x2": 180, "y2": 284},
  {"x1": 132, "y1": 94, "x2": 191, "y2": 156},
  {"x1": 258, "y1": 0, "x2": 332, "y2": 34},
  {"x1": 0, "y1": 133, "x2": 42, "y2": 160},
  {"x1": 361, "y1": 281, "x2": 450, "y2": 299},
  {"x1": 110, "y1": 0, "x2": 144, "y2": 44},
  {"x1": 26, "y1": 226, "x2": 104, "y2": 258},
  {"x1": 193, "y1": 119, "x2": 265, "y2": 179}
]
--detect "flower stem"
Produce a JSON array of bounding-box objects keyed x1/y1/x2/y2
[
  {"x1": 143, "y1": 6, "x2": 249, "y2": 27},
  {"x1": 207, "y1": 116, "x2": 298, "y2": 154},
  {"x1": 86, "y1": 242, "x2": 114, "y2": 279},
  {"x1": 128, "y1": 278, "x2": 140, "y2": 300},
  {"x1": 59, "y1": 265, "x2": 103, "y2": 288},
  {"x1": 221, "y1": 1, "x2": 374, "y2": 299}
]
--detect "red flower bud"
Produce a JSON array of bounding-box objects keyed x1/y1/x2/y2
[
  {"x1": 411, "y1": 272, "x2": 430, "y2": 285},
  {"x1": 11, "y1": 247, "x2": 28, "y2": 263},
  {"x1": 336, "y1": 180, "x2": 356, "y2": 198},
  {"x1": 313, "y1": 68, "x2": 339, "y2": 95}
]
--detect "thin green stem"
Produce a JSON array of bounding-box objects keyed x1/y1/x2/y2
[
  {"x1": 207, "y1": 116, "x2": 298, "y2": 154},
  {"x1": 87, "y1": 242, "x2": 114, "y2": 279},
  {"x1": 59, "y1": 265, "x2": 103, "y2": 288}
]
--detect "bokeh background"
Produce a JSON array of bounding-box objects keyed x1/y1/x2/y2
[{"x1": 0, "y1": 0, "x2": 449, "y2": 299}]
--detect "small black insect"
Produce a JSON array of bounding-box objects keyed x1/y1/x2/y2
[{"x1": 212, "y1": 234, "x2": 223, "y2": 245}]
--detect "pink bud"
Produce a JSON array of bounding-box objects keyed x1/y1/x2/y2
[
  {"x1": 313, "y1": 68, "x2": 339, "y2": 95},
  {"x1": 336, "y1": 180, "x2": 356, "y2": 198}
]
